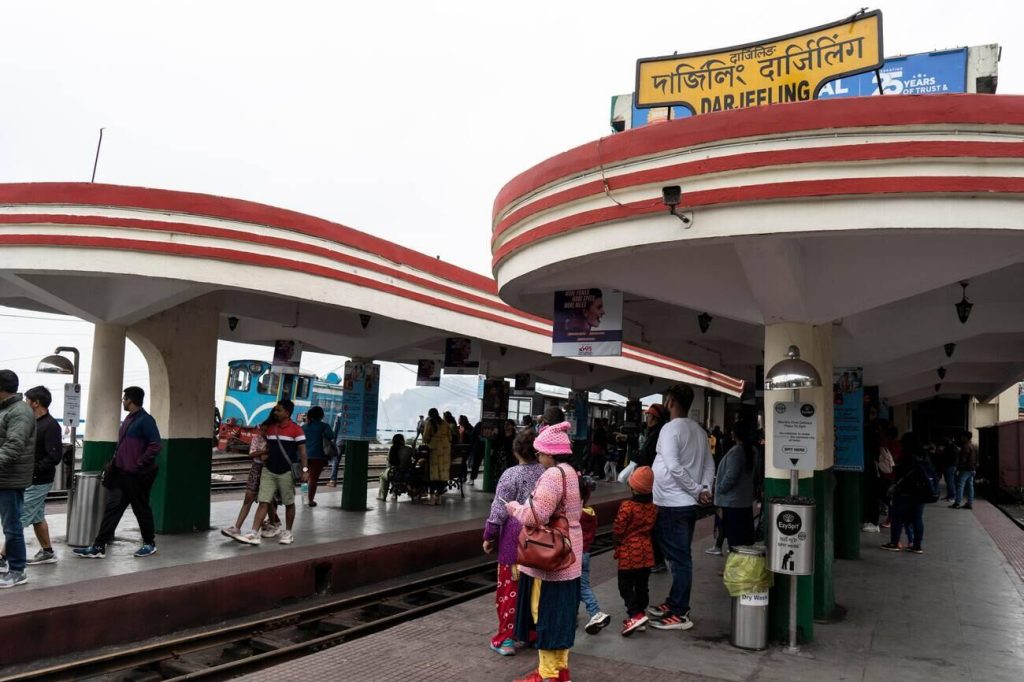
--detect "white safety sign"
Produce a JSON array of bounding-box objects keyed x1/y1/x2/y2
[
  {"x1": 771, "y1": 401, "x2": 817, "y2": 471},
  {"x1": 63, "y1": 383, "x2": 81, "y2": 429}
]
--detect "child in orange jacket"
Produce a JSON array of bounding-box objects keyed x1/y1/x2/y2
[{"x1": 614, "y1": 466, "x2": 657, "y2": 636}]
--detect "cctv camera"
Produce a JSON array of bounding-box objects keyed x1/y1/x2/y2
[
  {"x1": 228, "y1": 316, "x2": 239, "y2": 331},
  {"x1": 662, "y1": 186, "x2": 682, "y2": 208}
]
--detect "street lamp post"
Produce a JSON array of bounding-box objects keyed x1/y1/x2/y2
[{"x1": 36, "y1": 347, "x2": 80, "y2": 491}]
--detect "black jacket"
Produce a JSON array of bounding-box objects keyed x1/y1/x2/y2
[
  {"x1": 33, "y1": 413, "x2": 64, "y2": 485},
  {"x1": 636, "y1": 422, "x2": 664, "y2": 467}
]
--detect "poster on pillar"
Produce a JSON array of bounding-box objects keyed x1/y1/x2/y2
[
  {"x1": 271, "y1": 340, "x2": 301, "y2": 374},
  {"x1": 482, "y1": 378, "x2": 510, "y2": 421},
  {"x1": 552, "y1": 288, "x2": 623, "y2": 357},
  {"x1": 416, "y1": 359, "x2": 441, "y2": 387},
  {"x1": 340, "y1": 360, "x2": 380, "y2": 441},
  {"x1": 568, "y1": 390, "x2": 590, "y2": 441},
  {"x1": 833, "y1": 367, "x2": 865, "y2": 471},
  {"x1": 772, "y1": 401, "x2": 818, "y2": 470},
  {"x1": 443, "y1": 337, "x2": 480, "y2": 375}
]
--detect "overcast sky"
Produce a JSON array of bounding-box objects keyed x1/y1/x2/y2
[{"x1": 2, "y1": 0, "x2": 1021, "y2": 423}]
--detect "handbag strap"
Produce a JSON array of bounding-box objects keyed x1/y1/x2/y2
[{"x1": 528, "y1": 464, "x2": 568, "y2": 526}]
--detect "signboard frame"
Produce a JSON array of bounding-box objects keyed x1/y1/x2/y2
[{"x1": 771, "y1": 401, "x2": 818, "y2": 471}]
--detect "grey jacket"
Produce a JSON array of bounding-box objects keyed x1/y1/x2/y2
[
  {"x1": 714, "y1": 444, "x2": 754, "y2": 508},
  {"x1": 0, "y1": 394, "x2": 36, "y2": 489}
]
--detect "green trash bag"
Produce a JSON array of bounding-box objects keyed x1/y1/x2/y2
[{"x1": 722, "y1": 550, "x2": 773, "y2": 597}]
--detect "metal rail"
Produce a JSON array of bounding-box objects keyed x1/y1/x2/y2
[{"x1": 2, "y1": 535, "x2": 615, "y2": 682}]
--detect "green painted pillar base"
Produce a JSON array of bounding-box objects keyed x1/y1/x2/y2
[
  {"x1": 82, "y1": 440, "x2": 116, "y2": 472},
  {"x1": 481, "y1": 439, "x2": 495, "y2": 493},
  {"x1": 813, "y1": 469, "x2": 837, "y2": 622},
  {"x1": 342, "y1": 440, "x2": 369, "y2": 510},
  {"x1": 834, "y1": 471, "x2": 862, "y2": 560},
  {"x1": 766, "y1": 476, "x2": 815, "y2": 644},
  {"x1": 152, "y1": 438, "x2": 212, "y2": 533}
]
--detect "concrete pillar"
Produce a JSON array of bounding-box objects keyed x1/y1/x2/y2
[
  {"x1": 128, "y1": 297, "x2": 218, "y2": 533},
  {"x1": 82, "y1": 324, "x2": 126, "y2": 471},
  {"x1": 763, "y1": 322, "x2": 835, "y2": 644},
  {"x1": 996, "y1": 385, "x2": 1020, "y2": 424}
]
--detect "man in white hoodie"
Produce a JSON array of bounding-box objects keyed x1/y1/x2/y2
[{"x1": 647, "y1": 384, "x2": 714, "y2": 631}]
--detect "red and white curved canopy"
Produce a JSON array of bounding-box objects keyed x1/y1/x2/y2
[
  {"x1": 0, "y1": 183, "x2": 743, "y2": 397},
  {"x1": 492, "y1": 95, "x2": 1024, "y2": 404}
]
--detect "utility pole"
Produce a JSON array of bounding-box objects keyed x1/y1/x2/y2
[{"x1": 90, "y1": 128, "x2": 105, "y2": 182}]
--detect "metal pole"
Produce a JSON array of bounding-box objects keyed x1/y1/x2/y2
[
  {"x1": 787, "y1": 384, "x2": 801, "y2": 653},
  {"x1": 56, "y1": 347, "x2": 80, "y2": 490},
  {"x1": 90, "y1": 128, "x2": 105, "y2": 183}
]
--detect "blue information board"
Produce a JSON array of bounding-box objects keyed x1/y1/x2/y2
[{"x1": 818, "y1": 48, "x2": 967, "y2": 98}]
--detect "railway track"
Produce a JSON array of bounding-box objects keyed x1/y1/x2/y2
[{"x1": 1, "y1": 534, "x2": 617, "y2": 682}]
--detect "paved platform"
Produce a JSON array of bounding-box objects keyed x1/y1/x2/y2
[
  {"x1": 238, "y1": 500, "x2": 1024, "y2": 682},
  {"x1": 0, "y1": 480, "x2": 630, "y2": 666}
]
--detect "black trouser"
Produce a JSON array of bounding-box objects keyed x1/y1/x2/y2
[
  {"x1": 617, "y1": 567, "x2": 651, "y2": 618},
  {"x1": 96, "y1": 469, "x2": 157, "y2": 547},
  {"x1": 721, "y1": 506, "x2": 755, "y2": 549}
]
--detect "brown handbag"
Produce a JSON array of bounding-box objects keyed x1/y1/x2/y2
[{"x1": 516, "y1": 464, "x2": 576, "y2": 572}]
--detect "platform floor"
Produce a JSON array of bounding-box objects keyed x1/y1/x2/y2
[{"x1": 238, "y1": 500, "x2": 1024, "y2": 682}]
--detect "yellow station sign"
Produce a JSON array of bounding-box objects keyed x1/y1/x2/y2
[{"x1": 635, "y1": 11, "x2": 883, "y2": 114}]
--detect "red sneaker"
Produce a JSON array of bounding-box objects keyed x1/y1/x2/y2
[
  {"x1": 558, "y1": 668, "x2": 572, "y2": 682},
  {"x1": 621, "y1": 613, "x2": 649, "y2": 636},
  {"x1": 513, "y1": 671, "x2": 557, "y2": 682}
]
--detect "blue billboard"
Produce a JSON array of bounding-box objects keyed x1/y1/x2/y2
[{"x1": 818, "y1": 48, "x2": 967, "y2": 98}]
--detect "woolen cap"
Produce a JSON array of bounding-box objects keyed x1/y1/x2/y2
[
  {"x1": 534, "y1": 421, "x2": 573, "y2": 456},
  {"x1": 628, "y1": 465, "x2": 654, "y2": 494}
]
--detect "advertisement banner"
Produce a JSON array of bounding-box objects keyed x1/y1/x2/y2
[
  {"x1": 635, "y1": 11, "x2": 883, "y2": 114},
  {"x1": 340, "y1": 360, "x2": 380, "y2": 441},
  {"x1": 416, "y1": 359, "x2": 441, "y2": 387},
  {"x1": 271, "y1": 340, "x2": 301, "y2": 374},
  {"x1": 482, "y1": 378, "x2": 510, "y2": 421},
  {"x1": 568, "y1": 391, "x2": 590, "y2": 441},
  {"x1": 552, "y1": 288, "x2": 623, "y2": 357},
  {"x1": 443, "y1": 337, "x2": 480, "y2": 375},
  {"x1": 833, "y1": 367, "x2": 865, "y2": 471},
  {"x1": 819, "y1": 47, "x2": 966, "y2": 98}
]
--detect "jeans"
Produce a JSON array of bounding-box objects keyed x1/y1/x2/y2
[
  {"x1": 329, "y1": 455, "x2": 340, "y2": 482},
  {"x1": 96, "y1": 470, "x2": 157, "y2": 547},
  {"x1": 655, "y1": 505, "x2": 697, "y2": 617},
  {"x1": 943, "y1": 466, "x2": 957, "y2": 500},
  {"x1": 956, "y1": 471, "x2": 975, "y2": 505},
  {"x1": 890, "y1": 494, "x2": 924, "y2": 548},
  {"x1": 0, "y1": 489, "x2": 26, "y2": 571},
  {"x1": 579, "y1": 552, "x2": 600, "y2": 617}
]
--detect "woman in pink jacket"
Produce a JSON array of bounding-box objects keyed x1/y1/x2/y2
[{"x1": 506, "y1": 421, "x2": 582, "y2": 682}]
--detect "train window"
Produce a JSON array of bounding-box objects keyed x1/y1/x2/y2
[
  {"x1": 295, "y1": 377, "x2": 311, "y2": 399},
  {"x1": 257, "y1": 371, "x2": 280, "y2": 396},
  {"x1": 227, "y1": 366, "x2": 251, "y2": 392}
]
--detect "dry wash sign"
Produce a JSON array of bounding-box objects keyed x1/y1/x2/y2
[{"x1": 635, "y1": 10, "x2": 883, "y2": 114}]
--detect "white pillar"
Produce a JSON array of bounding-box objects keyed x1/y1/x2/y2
[{"x1": 82, "y1": 323, "x2": 126, "y2": 468}]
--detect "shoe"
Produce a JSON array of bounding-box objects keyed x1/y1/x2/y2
[
  {"x1": 650, "y1": 612, "x2": 694, "y2": 630},
  {"x1": 468, "y1": 479, "x2": 475, "y2": 486},
  {"x1": 489, "y1": 638, "x2": 516, "y2": 656},
  {"x1": 621, "y1": 613, "x2": 649, "y2": 636},
  {"x1": 73, "y1": 545, "x2": 106, "y2": 559},
  {"x1": 134, "y1": 544, "x2": 158, "y2": 558},
  {"x1": 650, "y1": 563, "x2": 667, "y2": 574},
  {"x1": 326, "y1": 480, "x2": 336, "y2": 487},
  {"x1": 908, "y1": 546, "x2": 924, "y2": 554},
  {"x1": 962, "y1": 504, "x2": 973, "y2": 510},
  {"x1": 26, "y1": 548, "x2": 57, "y2": 565},
  {"x1": 279, "y1": 530, "x2": 294, "y2": 545},
  {"x1": 260, "y1": 523, "x2": 281, "y2": 538},
  {"x1": 704, "y1": 546, "x2": 723, "y2": 556},
  {"x1": 558, "y1": 668, "x2": 572, "y2": 682},
  {"x1": 0, "y1": 571, "x2": 27, "y2": 589},
  {"x1": 512, "y1": 672, "x2": 556, "y2": 682},
  {"x1": 861, "y1": 523, "x2": 880, "y2": 533},
  {"x1": 879, "y1": 543, "x2": 901, "y2": 552},
  {"x1": 646, "y1": 603, "x2": 670, "y2": 619},
  {"x1": 880, "y1": 520, "x2": 891, "y2": 528},
  {"x1": 637, "y1": 625, "x2": 646, "y2": 632},
  {"x1": 0, "y1": 555, "x2": 6, "y2": 572},
  {"x1": 584, "y1": 612, "x2": 611, "y2": 634},
  {"x1": 308, "y1": 500, "x2": 318, "y2": 507},
  {"x1": 948, "y1": 503, "x2": 961, "y2": 509},
  {"x1": 221, "y1": 526, "x2": 242, "y2": 540},
  {"x1": 236, "y1": 531, "x2": 261, "y2": 545}
]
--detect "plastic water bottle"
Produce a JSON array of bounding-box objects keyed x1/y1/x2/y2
[{"x1": 301, "y1": 481, "x2": 308, "y2": 505}]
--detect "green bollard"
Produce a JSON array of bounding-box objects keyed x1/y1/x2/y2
[
  {"x1": 342, "y1": 440, "x2": 369, "y2": 510},
  {"x1": 482, "y1": 439, "x2": 495, "y2": 493}
]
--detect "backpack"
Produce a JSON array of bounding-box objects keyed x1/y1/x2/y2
[{"x1": 913, "y1": 456, "x2": 940, "y2": 504}]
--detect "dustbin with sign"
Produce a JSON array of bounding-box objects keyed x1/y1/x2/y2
[{"x1": 724, "y1": 544, "x2": 771, "y2": 650}]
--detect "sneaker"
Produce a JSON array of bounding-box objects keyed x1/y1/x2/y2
[
  {"x1": 26, "y1": 548, "x2": 57, "y2": 565},
  {"x1": 0, "y1": 571, "x2": 27, "y2": 589},
  {"x1": 948, "y1": 503, "x2": 961, "y2": 509},
  {"x1": 73, "y1": 545, "x2": 106, "y2": 559},
  {"x1": 908, "y1": 546, "x2": 924, "y2": 554},
  {"x1": 0, "y1": 554, "x2": 6, "y2": 572},
  {"x1": 260, "y1": 523, "x2": 281, "y2": 538},
  {"x1": 646, "y1": 603, "x2": 670, "y2": 619},
  {"x1": 962, "y1": 504, "x2": 973, "y2": 510},
  {"x1": 279, "y1": 530, "x2": 294, "y2": 545},
  {"x1": 880, "y1": 520, "x2": 891, "y2": 528},
  {"x1": 134, "y1": 544, "x2": 158, "y2": 558},
  {"x1": 621, "y1": 613, "x2": 649, "y2": 636},
  {"x1": 879, "y1": 543, "x2": 901, "y2": 552},
  {"x1": 558, "y1": 669, "x2": 572, "y2": 682},
  {"x1": 704, "y1": 546, "x2": 723, "y2": 556},
  {"x1": 236, "y1": 531, "x2": 261, "y2": 545},
  {"x1": 861, "y1": 523, "x2": 880, "y2": 533},
  {"x1": 650, "y1": 563, "x2": 667, "y2": 574},
  {"x1": 489, "y1": 638, "x2": 516, "y2": 656},
  {"x1": 220, "y1": 526, "x2": 242, "y2": 540},
  {"x1": 585, "y1": 612, "x2": 611, "y2": 634},
  {"x1": 650, "y1": 612, "x2": 694, "y2": 630}
]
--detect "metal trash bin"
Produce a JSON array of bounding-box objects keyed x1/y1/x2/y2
[
  {"x1": 730, "y1": 544, "x2": 769, "y2": 650},
  {"x1": 66, "y1": 472, "x2": 106, "y2": 547}
]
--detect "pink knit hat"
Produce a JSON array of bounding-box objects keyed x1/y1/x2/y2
[{"x1": 534, "y1": 421, "x2": 573, "y2": 456}]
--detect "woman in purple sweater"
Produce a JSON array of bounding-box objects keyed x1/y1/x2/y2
[{"x1": 483, "y1": 428, "x2": 543, "y2": 656}]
